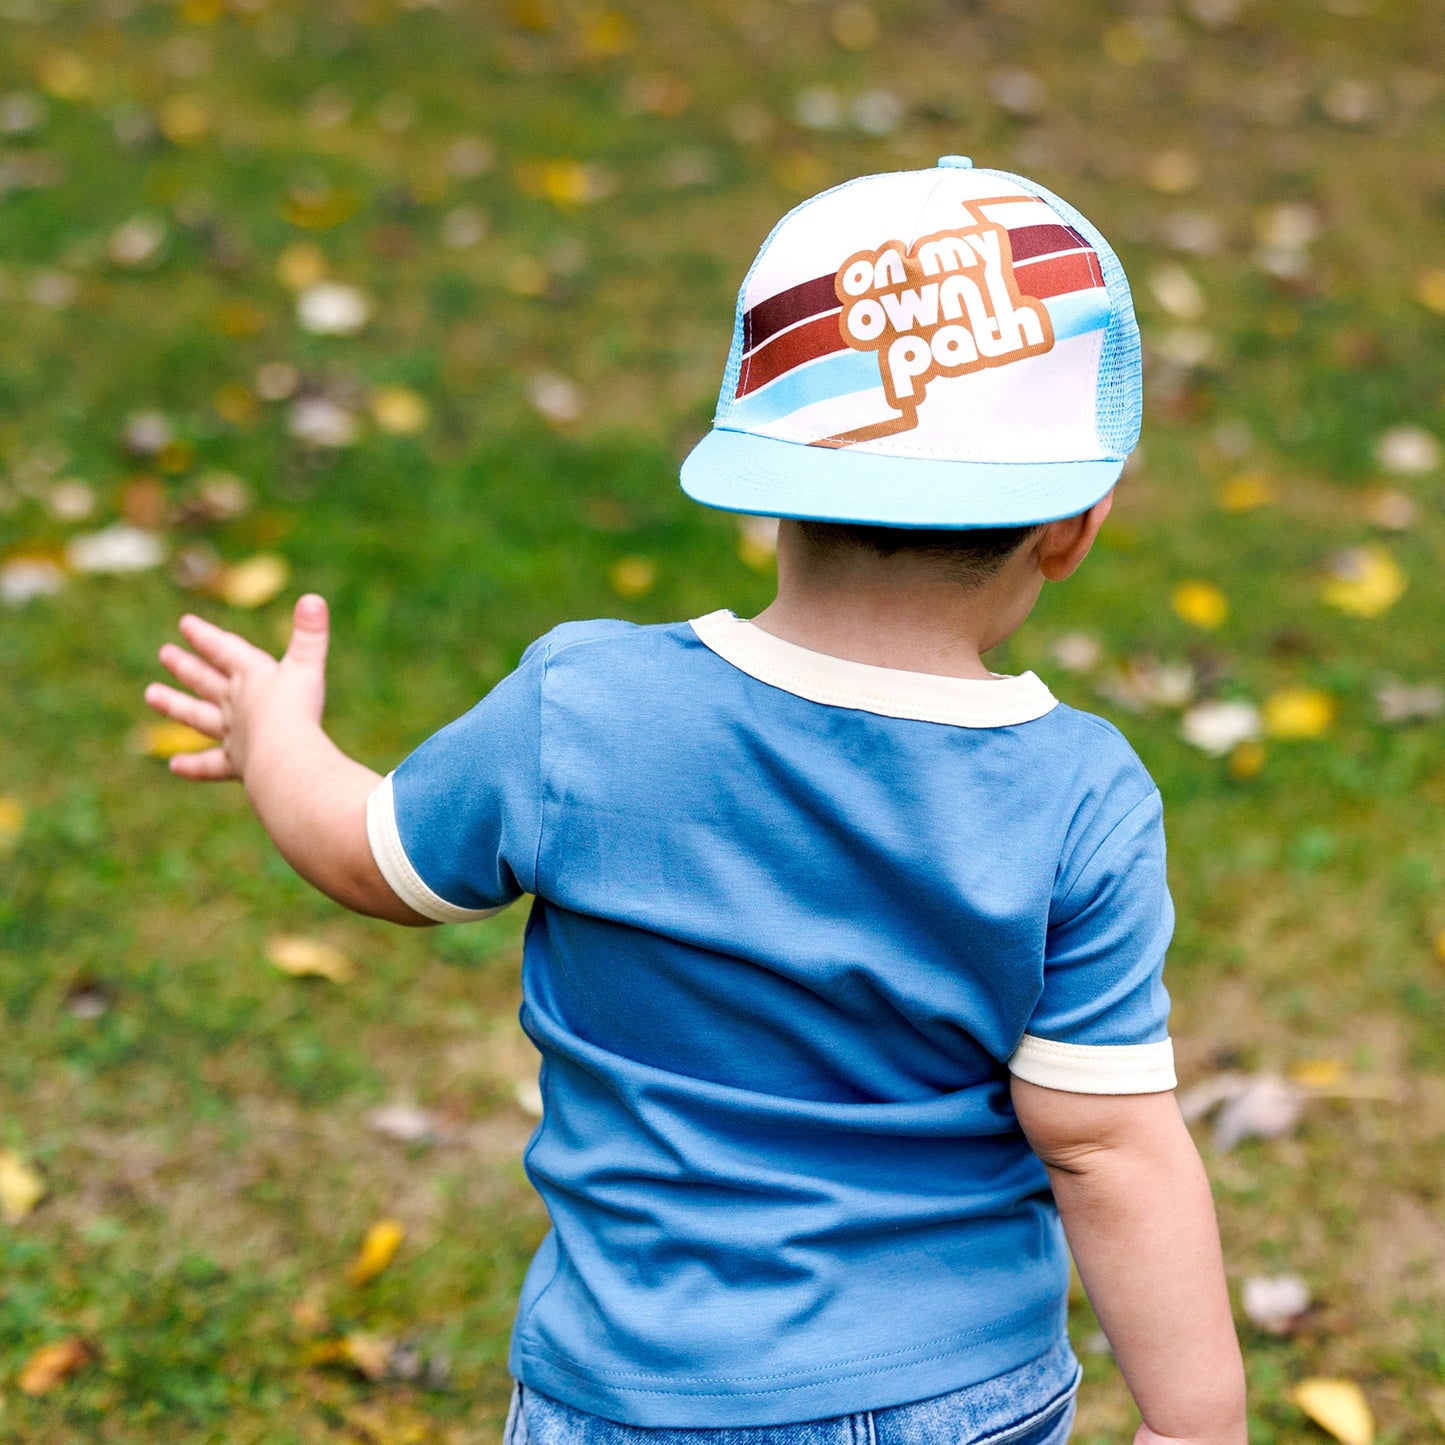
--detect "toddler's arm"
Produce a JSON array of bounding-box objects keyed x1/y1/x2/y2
[
  {"x1": 144, "y1": 595, "x2": 431, "y2": 926},
  {"x1": 1011, "y1": 1079, "x2": 1246, "y2": 1445}
]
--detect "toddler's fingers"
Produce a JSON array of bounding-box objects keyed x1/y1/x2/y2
[
  {"x1": 168, "y1": 747, "x2": 237, "y2": 782},
  {"x1": 143, "y1": 682, "x2": 224, "y2": 739},
  {"x1": 283, "y1": 594, "x2": 330, "y2": 672},
  {"x1": 158, "y1": 642, "x2": 228, "y2": 703},
  {"x1": 178, "y1": 613, "x2": 267, "y2": 674}
]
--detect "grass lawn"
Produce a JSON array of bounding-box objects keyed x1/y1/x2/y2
[{"x1": 2, "y1": 0, "x2": 1444, "y2": 1440}]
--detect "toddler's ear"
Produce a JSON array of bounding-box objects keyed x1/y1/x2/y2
[{"x1": 1037, "y1": 491, "x2": 1114, "y2": 582}]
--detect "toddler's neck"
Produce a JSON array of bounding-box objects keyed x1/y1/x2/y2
[{"x1": 750, "y1": 521, "x2": 1041, "y2": 682}]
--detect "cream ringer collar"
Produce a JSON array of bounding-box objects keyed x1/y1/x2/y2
[{"x1": 689, "y1": 610, "x2": 1057, "y2": 729}]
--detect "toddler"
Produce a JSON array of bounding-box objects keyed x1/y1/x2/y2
[{"x1": 146, "y1": 158, "x2": 1246, "y2": 1445}]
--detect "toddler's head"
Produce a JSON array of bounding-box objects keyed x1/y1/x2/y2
[{"x1": 680, "y1": 155, "x2": 1140, "y2": 651}]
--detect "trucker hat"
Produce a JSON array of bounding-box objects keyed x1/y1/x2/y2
[{"x1": 680, "y1": 156, "x2": 1142, "y2": 529}]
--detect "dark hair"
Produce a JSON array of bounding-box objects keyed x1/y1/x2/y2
[{"x1": 794, "y1": 520, "x2": 1040, "y2": 588}]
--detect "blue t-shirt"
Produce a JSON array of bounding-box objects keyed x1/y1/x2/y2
[{"x1": 367, "y1": 612, "x2": 1175, "y2": 1428}]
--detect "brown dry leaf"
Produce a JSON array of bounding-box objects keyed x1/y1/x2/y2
[
  {"x1": 267, "y1": 935, "x2": 355, "y2": 984},
  {"x1": 0, "y1": 1150, "x2": 45, "y2": 1223},
  {"x1": 343, "y1": 1332, "x2": 395, "y2": 1381},
  {"x1": 1288, "y1": 1379, "x2": 1373, "y2": 1445},
  {"x1": 133, "y1": 720, "x2": 214, "y2": 759},
  {"x1": 290, "y1": 1294, "x2": 332, "y2": 1335},
  {"x1": 344, "y1": 1398, "x2": 449, "y2": 1444},
  {"x1": 18, "y1": 1337, "x2": 94, "y2": 1395},
  {"x1": 210, "y1": 554, "x2": 290, "y2": 609},
  {"x1": 348, "y1": 1219, "x2": 405, "y2": 1285}
]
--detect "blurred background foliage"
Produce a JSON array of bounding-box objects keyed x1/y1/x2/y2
[{"x1": 1, "y1": 0, "x2": 1443, "y2": 1440}]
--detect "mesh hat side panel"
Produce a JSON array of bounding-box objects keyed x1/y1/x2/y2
[{"x1": 994, "y1": 170, "x2": 1143, "y2": 460}]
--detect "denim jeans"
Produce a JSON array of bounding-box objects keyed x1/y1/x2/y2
[{"x1": 504, "y1": 1341, "x2": 1080, "y2": 1445}]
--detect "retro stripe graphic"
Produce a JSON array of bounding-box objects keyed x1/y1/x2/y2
[{"x1": 727, "y1": 200, "x2": 1111, "y2": 433}]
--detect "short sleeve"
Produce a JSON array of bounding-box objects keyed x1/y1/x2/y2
[
  {"x1": 366, "y1": 641, "x2": 546, "y2": 923},
  {"x1": 1008, "y1": 788, "x2": 1177, "y2": 1095}
]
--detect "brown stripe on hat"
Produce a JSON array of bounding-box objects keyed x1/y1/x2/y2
[
  {"x1": 742, "y1": 225, "x2": 1095, "y2": 357},
  {"x1": 1006, "y1": 223, "x2": 1092, "y2": 262},
  {"x1": 743, "y1": 274, "x2": 843, "y2": 354},
  {"x1": 737, "y1": 311, "x2": 847, "y2": 398}
]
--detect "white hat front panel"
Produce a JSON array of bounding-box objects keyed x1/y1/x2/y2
[{"x1": 721, "y1": 168, "x2": 1116, "y2": 464}]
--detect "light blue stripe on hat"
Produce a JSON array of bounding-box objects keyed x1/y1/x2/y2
[
  {"x1": 725, "y1": 348, "x2": 881, "y2": 429},
  {"x1": 1043, "y1": 289, "x2": 1112, "y2": 341}
]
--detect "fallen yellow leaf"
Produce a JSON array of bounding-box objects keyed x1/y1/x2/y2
[
  {"x1": 1415, "y1": 267, "x2": 1445, "y2": 317},
  {"x1": 36, "y1": 52, "x2": 93, "y2": 102},
  {"x1": 214, "y1": 301, "x2": 267, "y2": 340},
  {"x1": 0, "y1": 795, "x2": 25, "y2": 848},
  {"x1": 276, "y1": 241, "x2": 327, "y2": 291},
  {"x1": 18, "y1": 1337, "x2": 93, "y2": 1395},
  {"x1": 1288, "y1": 1378, "x2": 1374, "y2": 1445},
  {"x1": 158, "y1": 94, "x2": 211, "y2": 146},
  {"x1": 1435, "y1": 929, "x2": 1445, "y2": 964},
  {"x1": 213, "y1": 382, "x2": 259, "y2": 424},
  {"x1": 1263, "y1": 689, "x2": 1336, "y2": 741},
  {"x1": 509, "y1": 0, "x2": 555, "y2": 32},
  {"x1": 267, "y1": 935, "x2": 355, "y2": 984},
  {"x1": 370, "y1": 386, "x2": 429, "y2": 436},
  {"x1": 348, "y1": 1219, "x2": 405, "y2": 1285},
  {"x1": 211, "y1": 554, "x2": 290, "y2": 609},
  {"x1": 1227, "y1": 740, "x2": 1267, "y2": 779},
  {"x1": 134, "y1": 720, "x2": 213, "y2": 759},
  {"x1": 518, "y1": 159, "x2": 615, "y2": 208},
  {"x1": 1289, "y1": 1059, "x2": 1345, "y2": 1089},
  {"x1": 609, "y1": 556, "x2": 656, "y2": 599},
  {"x1": 578, "y1": 8, "x2": 635, "y2": 56},
  {"x1": 0, "y1": 1150, "x2": 45, "y2": 1224},
  {"x1": 1171, "y1": 580, "x2": 1228, "y2": 630},
  {"x1": 1218, "y1": 472, "x2": 1273, "y2": 513},
  {"x1": 1321, "y1": 545, "x2": 1406, "y2": 619}
]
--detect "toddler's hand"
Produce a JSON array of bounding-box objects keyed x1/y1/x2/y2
[{"x1": 144, "y1": 594, "x2": 331, "y2": 783}]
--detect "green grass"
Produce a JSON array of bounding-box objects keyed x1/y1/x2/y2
[{"x1": 3, "y1": 0, "x2": 1445, "y2": 1439}]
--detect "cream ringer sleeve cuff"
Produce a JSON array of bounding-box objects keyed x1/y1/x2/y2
[
  {"x1": 1007, "y1": 1034, "x2": 1177, "y2": 1095},
  {"x1": 365, "y1": 773, "x2": 508, "y2": 924}
]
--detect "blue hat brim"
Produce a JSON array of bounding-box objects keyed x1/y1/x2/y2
[{"x1": 681, "y1": 428, "x2": 1125, "y2": 530}]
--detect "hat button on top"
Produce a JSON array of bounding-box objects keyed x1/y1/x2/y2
[{"x1": 937, "y1": 154, "x2": 973, "y2": 168}]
